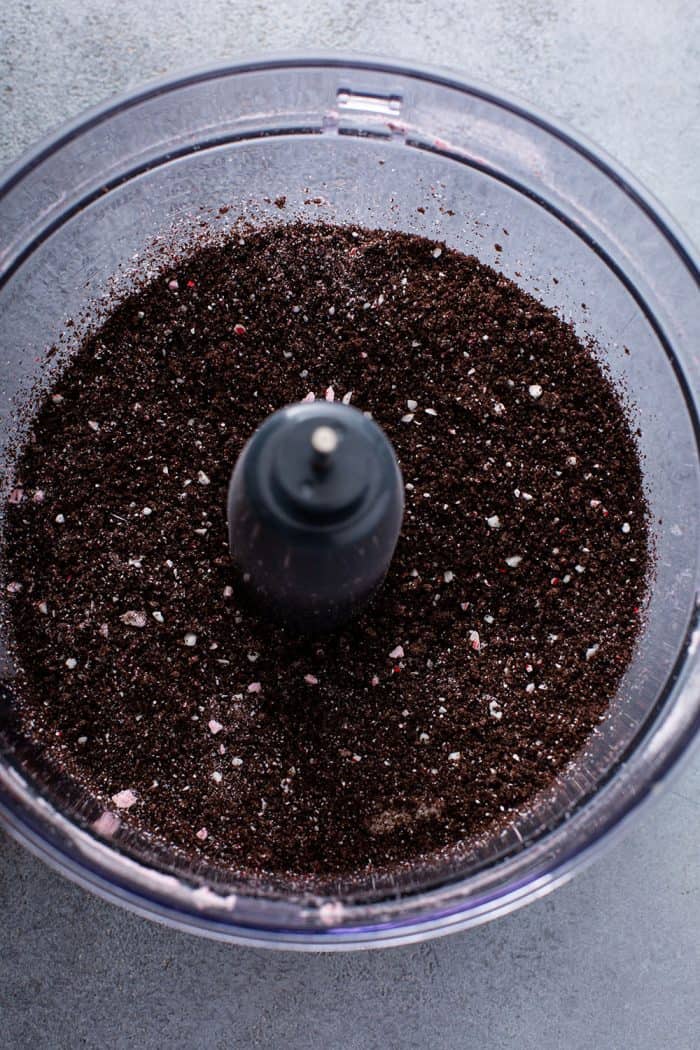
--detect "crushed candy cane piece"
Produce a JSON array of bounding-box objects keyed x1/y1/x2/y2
[
  {"x1": 489, "y1": 699, "x2": 503, "y2": 720},
  {"x1": 112, "y1": 789, "x2": 138, "y2": 809}
]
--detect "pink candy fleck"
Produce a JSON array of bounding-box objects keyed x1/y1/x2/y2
[
  {"x1": 196, "y1": 827, "x2": 208, "y2": 841},
  {"x1": 371, "y1": 675, "x2": 380, "y2": 687},
  {"x1": 92, "y1": 812, "x2": 120, "y2": 837},
  {"x1": 33, "y1": 489, "x2": 45, "y2": 503},
  {"x1": 247, "y1": 682, "x2": 261, "y2": 693},
  {"x1": 301, "y1": 392, "x2": 315, "y2": 403},
  {"x1": 112, "y1": 789, "x2": 138, "y2": 810},
  {"x1": 233, "y1": 323, "x2": 247, "y2": 336},
  {"x1": 8, "y1": 488, "x2": 23, "y2": 504},
  {"x1": 389, "y1": 645, "x2": 405, "y2": 660},
  {"x1": 304, "y1": 674, "x2": 319, "y2": 685},
  {"x1": 208, "y1": 719, "x2": 223, "y2": 735},
  {"x1": 324, "y1": 386, "x2": 335, "y2": 402}
]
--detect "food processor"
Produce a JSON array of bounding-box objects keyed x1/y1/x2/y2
[{"x1": 0, "y1": 55, "x2": 698, "y2": 950}]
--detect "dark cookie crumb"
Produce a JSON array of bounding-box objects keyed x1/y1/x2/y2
[{"x1": 2, "y1": 221, "x2": 649, "y2": 884}]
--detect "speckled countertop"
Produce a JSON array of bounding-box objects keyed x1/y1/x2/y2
[{"x1": 1, "y1": 2, "x2": 698, "y2": 1047}]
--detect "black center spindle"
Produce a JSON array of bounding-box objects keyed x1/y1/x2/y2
[{"x1": 227, "y1": 401, "x2": 404, "y2": 631}]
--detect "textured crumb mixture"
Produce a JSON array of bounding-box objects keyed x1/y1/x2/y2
[{"x1": 2, "y1": 222, "x2": 649, "y2": 883}]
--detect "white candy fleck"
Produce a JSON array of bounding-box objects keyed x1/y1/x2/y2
[
  {"x1": 486, "y1": 514, "x2": 501, "y2": 529},
  {"x1": 489, "y1": 699, "x2": 503, "y2": 720},
  {"x1": 112, "y1": 789, "x2": 138, "y2": 809},
  {"x1": 407, "y1": 399, "x2": 418, "y2": 411},
  {"x1": 231, "y1": 757, "x2": 244, "y2": 767},
  {"x1": 211, "y1": 771, "x2": 223, "y2": 783},
  {"x1": 448, "y1": 751, "x2": 461, "y2": 762},
  {"x1": 505, "y1": 555, "x2": 522, "y2": 568},
  {"x1": 184, "y1": 632, "x2": 198, "y2": 647},
  {"x1": 55, "y1": 513, "x2": 65, "y2": 524},
  {"x1": 401, "y1": 413, "x2": 415, "y2": 423},
  {"x1": 525, "y1": 683, "x2": 536, "y2": 694},
  {"x1": 444, "y1": 570, "x2": 454, "y2": 583},
  {"x1": 88, "y1": 420, "x2": 100, "y2": 431},
  {"x1": 142, "y1": 507, "x2": 153, "y2": 516},
  {"x1": 152, "y1": 611, "x2": 164, "y2": 623},
  {"x1": 120, "y1": 610, "x2": 147, "y2": 628},
  {"x1": 197, "y1": 471, "x2": 211, "y2": 486},
  {"x1": 65, "y1": 657, "x2": 77, "y2": 669},
  {"x1": 585, "y1": 644, "x2": 600, "y2": 661},
  {"x1": 528, "y1": 384, "x2": 543, "y2": 399},
  {"x1": 621, "y1": 522, "x2": 631, "y2": 534},
  {"x1": 319, "y1": 901, "x2": 345, "y2": 926},
  {"x1": 432, "y1": 247, "x2": 443, "y2": 258},
  {"x1": 425, "y1": 408, "x2": 438, "y2": 416},
  {"x1": 342, "y1": 391, "x2": 353, "y2": 404}
]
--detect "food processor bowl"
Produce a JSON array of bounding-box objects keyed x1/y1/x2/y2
[{"x1": 0, "y1": 55, "x2": 698, "y2": 949}]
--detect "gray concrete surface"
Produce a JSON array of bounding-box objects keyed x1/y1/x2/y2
[{"x1": 1, "y1": 2, "x2": 698, "y2": 1048}]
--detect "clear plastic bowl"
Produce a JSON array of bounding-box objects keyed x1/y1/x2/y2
[{"x1": 0, "y1": 55, "x2": 698, "y2": 950}]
